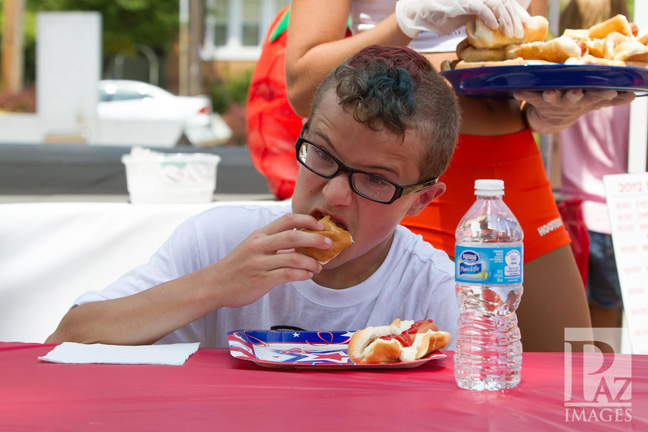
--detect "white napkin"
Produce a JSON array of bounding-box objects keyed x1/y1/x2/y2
[{"x1": 38, "y1": 342, "x2": 200, "y2": 366}]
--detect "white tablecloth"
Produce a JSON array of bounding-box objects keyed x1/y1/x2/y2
[{"x1": 0, "y1": 200, "x2": 276, "y2": 343}]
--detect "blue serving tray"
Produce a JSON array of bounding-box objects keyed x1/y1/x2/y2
[{"x1": 441, "y1": 64, "x2": 648, "y2": 98}]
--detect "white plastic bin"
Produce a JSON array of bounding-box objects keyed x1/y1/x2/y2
[{"x1": 122, "y1": 147, "x2": 221, "y2": 204}]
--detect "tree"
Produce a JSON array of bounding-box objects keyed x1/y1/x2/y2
[
  {"x1": 33, "y1": 0, "x2": 178, "y2": 54},
  {"x1": 13, "y1": 0, "x2": 179, "y2": 84},
  {"x1": 2, "y1": 0, "x2": 25, "y2": 93}
]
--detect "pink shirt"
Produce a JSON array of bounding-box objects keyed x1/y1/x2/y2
[{"x1": 559, "y1": 104, "x2": 630, "y2": 234}]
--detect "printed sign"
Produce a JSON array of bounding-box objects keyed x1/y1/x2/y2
[{"x1": 603, "y1": 173, "x2": 648, "y2": 354}]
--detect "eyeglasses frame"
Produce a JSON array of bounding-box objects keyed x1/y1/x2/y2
[{"x1": 294, "y1": 129, "x2": 438, "y2": 205}]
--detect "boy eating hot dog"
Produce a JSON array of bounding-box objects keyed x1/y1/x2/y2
[{"x1": 46, "y1": 45, "x2": 460, "y2": 349}]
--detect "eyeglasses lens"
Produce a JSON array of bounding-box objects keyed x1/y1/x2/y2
[
  {"x1": 300, "y1": 141, "x2": 396, "y2": 203},
  {"x1": 303, "y1": 142, "x2": 338, "y2": 176},
  {"x1": 352, "y1": 173, "x2": 396, "y2": 202}
]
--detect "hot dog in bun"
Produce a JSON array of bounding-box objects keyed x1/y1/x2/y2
[
  {"x1": 451, "y1": 13, "x2": 648, "y2": 70},
  {"x1": 296, "y1": 215, "x2": 353, "y2": 265},
  {"x1": 466, "y1": 15, "x2": 548, "y2": 49},
  {"x1": 505, "y1": 35, "x2": 586, "y2": 64},
  {"x1": 348, "y1": 318, "x2": 451, "y2": 363}
]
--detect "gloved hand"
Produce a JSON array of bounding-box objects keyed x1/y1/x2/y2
[
  {"x1": 395, "y1": 0, "x2": 535, "y2": 39},
  {"x1": 514, "y1": 89, "x2": 636, "y2": 135}
]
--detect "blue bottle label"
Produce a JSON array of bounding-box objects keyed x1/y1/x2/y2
[{"x1": 455, "y1": 244, "x2": 523, "y2": 285}]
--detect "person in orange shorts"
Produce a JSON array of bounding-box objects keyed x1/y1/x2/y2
[
  {"x1": 275, "y1": 0, "x2": 635, "y2": 351},
  {"x1": 402, "y1": 130, "x2": 570, "y2": 264}
]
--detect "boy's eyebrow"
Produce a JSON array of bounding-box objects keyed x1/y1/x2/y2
[
  {"x1": 312, "y1": 130, "x2": 333, "y2": 147},
  {"x1": 310, "y1": 130, "x2": 401, "y2": 178}
]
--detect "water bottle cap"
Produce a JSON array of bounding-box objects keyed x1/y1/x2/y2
[{"x1": 475, "y1": 179, "x2": 504, "y2": 196}]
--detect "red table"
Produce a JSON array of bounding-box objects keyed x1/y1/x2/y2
[{"x1": 1, "y1": 342, "x2": 647, "y2": 431}]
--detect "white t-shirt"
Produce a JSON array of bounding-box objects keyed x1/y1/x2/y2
[
  {"x1": 75, "y1": 203, "x2": 458, "y2": 349},
  {"x1": 350, "y1": 0, "x2": 532, "y2": 52}
]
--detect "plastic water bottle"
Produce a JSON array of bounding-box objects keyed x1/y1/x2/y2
[{"x1": 454, "y1": 179, "x2": 524, "y2": 391}]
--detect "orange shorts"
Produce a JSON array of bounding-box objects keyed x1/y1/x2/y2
[{"x1": 401, "y1": 129, "x2": 570, "y2": 263}]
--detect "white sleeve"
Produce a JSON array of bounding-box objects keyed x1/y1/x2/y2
[{"x1": 73, "y1": 216, "x2": 202, "y2": 306}]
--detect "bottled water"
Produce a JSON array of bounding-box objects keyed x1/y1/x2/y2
[{"x1": 454, "y1": 179, "x2": 524, "y2": 391}]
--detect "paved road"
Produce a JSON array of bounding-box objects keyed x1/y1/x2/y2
[{"x1": 0, "y1": 143, "x2": 273, "y2": 197}]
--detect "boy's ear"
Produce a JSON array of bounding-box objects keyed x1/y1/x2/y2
[{"x1": 405, "y1": 182, "x2": 446, "y2": 217}]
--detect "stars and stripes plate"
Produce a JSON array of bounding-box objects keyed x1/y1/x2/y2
[{"x1": 227, "y1": 330, "x2": 446, "y2": 370}]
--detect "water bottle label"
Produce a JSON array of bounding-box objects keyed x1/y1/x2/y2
[{"x1": 455, "y1": 245, "x2": 523, "y2": 285}]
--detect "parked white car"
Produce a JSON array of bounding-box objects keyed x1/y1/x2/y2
[{"x1": 97, "y1": 80, "x2": 231, "y2": 146}]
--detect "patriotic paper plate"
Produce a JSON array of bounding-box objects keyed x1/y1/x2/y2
[
  {"x1": 441, "y1": 64, "x2": 648, "y2": 98},
  {"x1": 227, "y1": 329, "x2": 446, "y2": 370}
]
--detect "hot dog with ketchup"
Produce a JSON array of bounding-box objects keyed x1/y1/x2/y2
[{"x1": 348, "y1": 318, "x2": 451, "y2": 363}]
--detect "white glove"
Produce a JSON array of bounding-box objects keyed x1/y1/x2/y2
[
  {"x1": 514, "y1": 89, "x2": 636, "y2": 135},
  {"x1": 395, "y1": 0, "x2": 535, "y2": 39}
]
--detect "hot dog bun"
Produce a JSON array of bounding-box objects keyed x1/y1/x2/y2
[
  {"x1": 637, "y1": 30, "x2": 648, "y2": 46},
  {"x1": 458, "y1": 44, "x2": 508, "y2": 62},
  {"x1": 456, "y1": 37, "x2": 507, "y2": 62},
  {"x1": 296, "y1": 215, "x2": 352, "y2": 265},
  {"x1": 588, "y1": 14, "x2": 633, "y2": 39},
  {"x1": 506, "y1": 36, "x2": 584, "y2": 63},
  {"x1": 597, "y1": 32, "x2": 648, "y2": 63},
  {"x1": 562, "y1": 28, "x2": 591, "y2": 41},
  {"x1": 612, "y1": 40, "x2": 648, "y2": 63},
  {"x1": 348, "y1": 318, "x2": 451, "y2": 363},
  {"x1": 453, "y1": 58, "x2": 554, "y2": 69},
  {"x1": 565, "y1": 54, "x2": 626, "y2": 66},
  {"x1": 466, "y1": 15, "x2": 548, "y2": 49},
  {"x1": 584, "y1": 38, "x2": 605, "y2": 58}
]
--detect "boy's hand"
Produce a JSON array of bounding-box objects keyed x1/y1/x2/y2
[{"x1": 206, "y1": 213, "x2": 331, "y2": 309}]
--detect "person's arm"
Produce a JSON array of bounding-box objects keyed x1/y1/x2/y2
[
  {"x1": 527, "y1": 0, "x2": 547, "y2": 17},
  {"x1": 45, "y1": 213, "x2": 329, "y2": 345},
  {"x1": 45, "y1": 269, "x2": 224, "y2": 345},
  {"x1": 286, "y1": 0, "x2": 410, "y2": 117},
  {"x1": 286, "y1": 0, "x2": 534, "y2": 117}
]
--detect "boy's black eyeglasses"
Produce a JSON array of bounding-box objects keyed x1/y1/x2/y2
[{"x1": 295, "y1": 132, "x2": 438, "y2": 205}]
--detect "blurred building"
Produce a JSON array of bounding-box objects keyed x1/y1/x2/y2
[{"x1": 200, "y1": 0, "x2": 290, "y2": 79}]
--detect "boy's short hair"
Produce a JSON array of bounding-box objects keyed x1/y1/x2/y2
[{"x1": 307, "y1": 45, "x2": 460, "y2": 181}]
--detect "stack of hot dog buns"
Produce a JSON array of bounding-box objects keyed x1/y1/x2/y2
[
  {"x1": 348, "y1": 318, "x2": 451, "y2": 363},
  {"x1": 447, "y1": 14, "x2": 648, "y2": 70}
]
